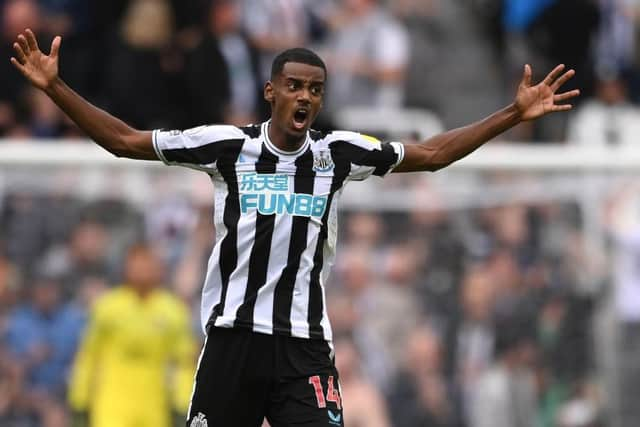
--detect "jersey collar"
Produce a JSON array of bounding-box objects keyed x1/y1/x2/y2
[{"x1": 262, "y1": 120, "x2": 310, "y2": 158}]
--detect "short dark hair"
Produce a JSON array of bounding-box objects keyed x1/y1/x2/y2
[{"x1": 271, "y1": 48, "x2": 327, "y2": 80}]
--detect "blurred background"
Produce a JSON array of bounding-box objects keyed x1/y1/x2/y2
[{"x1": 2, "y1": 0, "x2": 640, "y2": 426}]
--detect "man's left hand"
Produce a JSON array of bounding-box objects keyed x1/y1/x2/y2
[{"x1": 514, "y1": 64, "x2": 580, "y2": 121}]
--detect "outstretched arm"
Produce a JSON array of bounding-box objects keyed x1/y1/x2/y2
[
  {"x1": 394, "y1": 64, "x2": 580, "y2": 173},
  {"x1": 10, "y1": 29, "x2": 157, "y2": 160}
]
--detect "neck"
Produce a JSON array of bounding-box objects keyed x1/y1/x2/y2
[
  {"x1": 129, "y1": 285, "x2": 153, "y2": 299},
  {"x1": 268, "y1": 121, "x2": 306, "y2": 152}
]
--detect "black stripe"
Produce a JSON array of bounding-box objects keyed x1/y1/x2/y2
[
  {"x1": 207, "y1": 139, "x2": 245, "y2": 328},
  {"x1": 163, "y1": 138, "x2": 242, "y2": 165},
  {"x1": 272, "y1": 148, "x2": 315, "y2": 335},
  {"x1": 307, "y1": 145, "x2": 351, "y2": 339},
  {"x1": 234, "y1": 145, "x2": 279, "y2": 327},
  {"x1": 239, "y1": 124, "x2": 261, "y2": 139},
  {"x1": 331, "y1": 140, "x2": 398, "y2": 176},
  {"x1": 309, "y1": 129, "x2": 328, "y2": 142}
]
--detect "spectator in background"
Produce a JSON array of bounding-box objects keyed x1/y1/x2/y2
[
  {"x1": 184, "y1": 0, "x2": 263, "y2": 127},
  {"x1": 37, "y1": 0, "x2": 93, "y2": 97},
  {"x1": 333, "y1": 337, "x2": 391, "y2": 427},
  {"x1": 68, "y1": 244, "x2": 196, "y2": 427},
  {"x1": 566, "y1": 71, "x2": 640, "y2": 146},
  {"x1": 387, "y1": 325, "x2": 455, "y2": 427},
  {"x1": 3, "y1": 272, "x2": 85, "y2": 427},
  {"x1": 24, "y1": 86, "x2": 64, "y2": 137},
  {"x1": 595, "y1": 0, "x2": 636, "y2": 80},
  {"x1": 335, "y1": 247, "x2": 393, "y2": 389},
  {"x1": 365, "y1": 244, "x2": 423, "y2": 377},
  {"x1": 524, "y1": 0, "x2": 600, "y2": 141},
  {"x1": 454, "y1": 268, "x2": 496, "y2": 424},
  {"x1": 242, "y1": 0, "x2": 309, "y2": 82},
  {"x1": 0, "y1": 0, "x2": 42, "y2": 136},
  {"x1": 39, "y1": 220, "x2": 112, "y2": 297},
  {"x1": 469, "y1": 322, "x2": 538, "y2": 427},
  {"x1": 323, "y1": 0, "x2": 410, "y2": 114},
  {"x1": 101, "y1": 0, "x2": 180, "y2": 129}
]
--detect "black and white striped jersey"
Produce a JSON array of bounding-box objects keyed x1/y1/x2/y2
[{"x1": 152, "y1": 121, "x2": 404, "y2": 341}]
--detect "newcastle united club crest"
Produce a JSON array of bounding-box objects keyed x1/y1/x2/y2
[{"x1": 313, "y1": 149, "x2": 334, "y2": 173}]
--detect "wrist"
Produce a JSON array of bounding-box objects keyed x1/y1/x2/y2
[
  {"x1": 504, "y1": 103, "x2": 524, "y2": 124},
  {"x1": 43, "y1": 76, "x2": 63, "y2": 96}
]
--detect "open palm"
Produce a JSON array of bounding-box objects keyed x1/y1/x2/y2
[
  {"x1": 515, "y1": 64, "x2": 580, "y2": 121},
  {"x1": 10, "y1": 29, "x2": 61, "y2": 91}
]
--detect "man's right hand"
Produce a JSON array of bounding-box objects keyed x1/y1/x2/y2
[{"x1": 10, "y1": 29, "x2": 61, "y2": 91}]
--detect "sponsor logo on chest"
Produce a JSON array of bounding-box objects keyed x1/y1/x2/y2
[{"x1": 238, "y1": 173, "x2": 328, "y2": 218}]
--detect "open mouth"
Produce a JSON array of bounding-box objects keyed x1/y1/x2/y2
[{"x1": 293, "y1": 108, "x2": 309, "y2": 130}]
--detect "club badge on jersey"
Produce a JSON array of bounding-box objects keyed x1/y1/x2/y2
[{"x1": 313, "y1": 149, "x2": 334, "y2": 173}]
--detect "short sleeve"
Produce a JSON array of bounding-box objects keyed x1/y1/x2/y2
[
  {"x1": 329, "y1": 132, "x2": 404, "y2": 181},
  {"x1": 152, "y1": 125, "x2": 245, "y2": 172}
]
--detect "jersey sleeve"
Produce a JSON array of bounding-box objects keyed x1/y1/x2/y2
[
  {"x1": 330, "y1": 131, "x2": 404, "y2": 181},
  {"x1": 152, "y1": 125, "x2": 245, "y2": 173}
]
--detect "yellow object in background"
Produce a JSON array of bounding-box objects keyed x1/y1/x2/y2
[{"x1": 68, "y1": 286, "x2": 196, "y2": 427}]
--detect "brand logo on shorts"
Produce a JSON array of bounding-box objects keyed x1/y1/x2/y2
[
  {"x1": 190, "y1": 412, "x2": 208, "y2": 427},
  {"x1": 328, "y1": 409, "x2": 342, "y2": 426}
]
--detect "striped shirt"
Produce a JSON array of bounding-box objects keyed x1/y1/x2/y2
[{"x1": 153, "y1": 121, "x2": 404, "y2": 341}]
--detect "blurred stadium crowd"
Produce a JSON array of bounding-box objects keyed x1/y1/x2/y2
[
  {"x1": 1, "y1": 0, "x2": 639, "y2": 426},
  {"x1": 1, "y1": 0, "x2": 640, "y2": 142}
]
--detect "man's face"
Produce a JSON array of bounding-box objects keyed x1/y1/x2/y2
[{"x1": 265, "y1": 62, "x2": 326, "y2": 140}]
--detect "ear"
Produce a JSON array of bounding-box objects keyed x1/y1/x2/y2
[{"x1": 264, "y1": 81, "x2": 274, "y2": 104}]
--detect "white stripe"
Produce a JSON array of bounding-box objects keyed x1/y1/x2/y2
[
  {"x1": 318, "y1": 193, "x2": 341, "y2": 341},
  {"x1": 389, "y1": 141, "x2": 405, "y2": 170},
  {"x1": 219, "y1": 212, "x2": 257, "y2": 324},
  {"x1": 252, "y1": 210, "x2": 292, "y2": 333},
  {"x1": 156, "y1": 125, "x2": 245, "y2": 150},
  {"x1": 327, "y1": 131, "x2": 381, "y2": 151},
  {"x1": 151, "y1": 129, "x2": 168, "y2": 164},
  {"x1": 289, "y1": 173, "x2": 331, "y2": 338},
  {"x1": 289, "y1": 224, "x2": 318, "y2": 338},
  {"x1": 216, "y1": 135, "x2": 264, "y2": 324},
  {"x1": 199, "y1": 176, "x2": 228, "y2": 334}
]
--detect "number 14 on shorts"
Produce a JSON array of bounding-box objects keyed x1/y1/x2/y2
[{"x1": 308, "y1": 375, "x2": 342, "y2": 410}]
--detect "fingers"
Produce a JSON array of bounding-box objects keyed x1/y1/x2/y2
[
  {"x1": 17, "y1": 34, "x2": 30, "y2": 55},
  {"x1": 551, "y1": 104, "x2": 573, "y2": 112},
  {"x1": 25, "y1": 28, "x2": 39, "y2": 52},
  {"x1": 9, "y1": 57, "x2": 27, "y2": 76},
  {"x1": 554, "y1": 89, "x2": 580, "y2": 102},
  {"x1": 550, "y1": 69, "x2": 575, "y2": 92},
  {"x1": 50, "y1": 36, "x2": 61, "y2": 59},
  {"x1": 521, "y1": 64, "x2": 532, "y2": 87},
  {"x1": 543, "y1": 64, "x2": 565, "y2": 86},
  {"x1": 12, "y1": 41, "x2": 27, "y2": 64}
]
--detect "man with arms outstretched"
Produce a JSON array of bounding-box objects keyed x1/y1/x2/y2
[{"x1": 10, "y1": 29, "x2": 579, "y2": 427}]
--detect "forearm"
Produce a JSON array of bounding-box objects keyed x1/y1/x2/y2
[
  {"x1": 44, "y1": 77, "x2": 154, "y2": 159},
  {"x1": 396, "y1": 104, "x2": 521, "y2": 172}
]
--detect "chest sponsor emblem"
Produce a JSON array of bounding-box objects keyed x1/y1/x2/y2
[{"x1": 313, "y1": 149, "x2": 334, "y2": 172}]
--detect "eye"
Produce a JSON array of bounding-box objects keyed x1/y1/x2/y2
[
  {"x1": 288, "y1": 81, "x2": 299, "y2": 91},
  {"x1": 311, "y1": 86, "x2": 323, "y2": 96}
]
